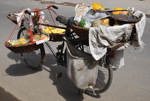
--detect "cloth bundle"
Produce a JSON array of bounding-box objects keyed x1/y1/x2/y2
[{"x1": 89, "y1": 11, "x2": 146, "y2": 69}]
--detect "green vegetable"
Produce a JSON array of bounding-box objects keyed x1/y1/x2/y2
[
  {"x1": 79, "y1": 19, "x2": 91, "y2": 28},
  {"x1": 79, "y1": 19, "x2": 86, "y2": 27}
]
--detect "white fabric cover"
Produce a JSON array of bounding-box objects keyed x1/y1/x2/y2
[
  {"x1": 88, "y1": 11, "x2": 146, "y2": 69},
  {"x1": 131, "y1": 11, "x2": 146, "y2": 49},
  {"x1": 89, "y1": 24, "x2": 133, "y2": 61}
]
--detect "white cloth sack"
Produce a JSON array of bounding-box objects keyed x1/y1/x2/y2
[
  {"x1": 66, "y1": 42, "x2": 99, "y2": 90},
  {"x1": 108, "y1": 50, "x2": 125, "y2": 70}
]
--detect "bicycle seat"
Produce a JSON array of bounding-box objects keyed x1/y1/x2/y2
[{"x1": 56, "y1": 15, "x2": 68, "y2": 25}]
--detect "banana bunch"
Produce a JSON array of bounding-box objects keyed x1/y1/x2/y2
[
  {"x1": 43, "y1": 27, "x2": 54, "y2": 34},
  {"x1": 9, "y1": 38, "x2": 29, "y2": 45},
  {"x1": 43, "y1": 26, "x2": 65, "y2": 34},
  {"x1": 18, "y1": 38, "x2": 29, "y2": 44}
]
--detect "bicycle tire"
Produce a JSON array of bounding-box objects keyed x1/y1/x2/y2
[
  {"x1": 17, "y1": 27, "x2": 46, "y2": 70},
  {"x1": 84, "y1": 63, "x2": 113, "y2": 96},
  {"x1": 94, "y1": 63, "x2": 113, "y2": 93}
]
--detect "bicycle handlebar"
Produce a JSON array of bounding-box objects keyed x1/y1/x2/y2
[
  {"x1": 24, "y1": 5, "x2": 58, "y2": 14},
  {"x1": 48, "y1": 5, "x2": 58, "y2": 9},
  {"x1": 40, "y1": 5, "x2": 58, "y2": 11}
]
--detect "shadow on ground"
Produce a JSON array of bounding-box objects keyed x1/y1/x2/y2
[
  {"x1": 43, "y1": 53, "x2": 85, "y2": 101},
  {"x1": 5, "y1": 52, "x2": 100, "y2": 101},
  {"x1": 0, "y1": 87, "x2": 21, "y2": 101},
  {"x1": 5, "y1": 52, "x2": 40, "y2": 76}
]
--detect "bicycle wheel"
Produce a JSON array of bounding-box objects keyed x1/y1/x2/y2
[
  {"x1": 17, "y1": 27, "x2": 46, "y2": 70},
  {"x1": 84, "y1": 57, "x2": 113, "y2": 96},
  {"x1": 94, "y1": 63, "x2": 113, "y2": 93}
]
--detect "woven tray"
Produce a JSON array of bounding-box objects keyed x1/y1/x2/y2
[
  {"x1": 7, "y1": 12, "x2": 39, "y2": 25},
  {"x1": 5, "y1": 42, "x2": 42, "y2": 53},
  {"x1": 7, "y1": 14, "x2": 18, "y2": 24}
]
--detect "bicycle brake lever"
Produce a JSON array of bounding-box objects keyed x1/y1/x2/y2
[
  {"x1": 47, "y1": 5, "x2": 58, "y2": 9},
  {"x1": 24, "y1": 10, "x2": 31, "y2": 15}
]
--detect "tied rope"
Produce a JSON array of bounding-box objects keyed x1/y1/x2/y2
[
  {"x1": 48, "y1": 8, "x2": 57, "y2": 25},
  {"x1": 34, "y1": 8, "x2": 44, "y2": 32},
  {"x1": 25, "y1": 11, "x2": 36, "y2": 51},
  {"x1": 26, "y1": 30, "x2": 34, "y2": 44},
  {"x1": 36, "y1": 7, "x2": 58, "y2": 34}
]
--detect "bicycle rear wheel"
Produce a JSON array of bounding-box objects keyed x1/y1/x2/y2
[
  {"x1": 84, "y1": 58, "x2": 113, "y2": 95},
  {"x1": 17, "y1": 27, "x2": 45, "y2": 70},
  {"x1": 94, "y1": 63, "x2": 113, "y2": 93}
]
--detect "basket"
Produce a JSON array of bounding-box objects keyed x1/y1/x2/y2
[
  {"x1": 72, "y1": 13, "x2": 139, "y2": 42},
  {"x1": 7, "y1": 14, "x2": 18, "y2": 24},
  {"x1": 72, "y1": 25, "x2": 89, "y2": 41},
  {"x1": 7, "y1": 12, "x2": 39, "y2": 25},
  {"x1": 5, "y1": 42, "x2": 42, "y2": 53}
]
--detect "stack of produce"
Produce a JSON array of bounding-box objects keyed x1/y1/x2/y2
[
  {"x1": 8, "y1": 38, "x2": 30, "y2": 46},
  {"x1": 8, "y1": 33, "x2": 50, "y2": 46},
  {"x1": 74, "y1": 3, "x2": 132, "y2": 28},
  {"x1": 43, "y1": 26, "x2": 65, "y2": 34}
]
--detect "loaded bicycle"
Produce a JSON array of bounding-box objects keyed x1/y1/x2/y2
[{"x1": 6, "y1": 4, "x2": 142, "y2": 96}]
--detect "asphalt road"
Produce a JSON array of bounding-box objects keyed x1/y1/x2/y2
[{"x1": 0, "y1": 0, "x2": 150, "y2": 101}]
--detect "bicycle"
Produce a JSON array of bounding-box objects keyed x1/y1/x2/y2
[{"x1": 14, "y1": 5, "x2": 113, "y2": 95}]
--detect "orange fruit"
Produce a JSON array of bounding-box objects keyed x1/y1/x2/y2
[
  {"x1": 91, "y1": 3, "x2": 105, "y2": 11},
  {"x1": 112, "y1": 7, "x2": 126, "y2": 15}
]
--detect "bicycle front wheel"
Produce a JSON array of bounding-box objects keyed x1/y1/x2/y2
[{"x1": 17, "y1": 27, "x2": 45, "y2": 70}]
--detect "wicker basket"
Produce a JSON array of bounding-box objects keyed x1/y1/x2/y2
[
  {"x1": 72, "y1": 25, "x2": 89, "y2": 41},
  {"x1": 7, "y1": 14, "x2": 18, "y2": 24},
  {"x1": 5, "y1": 42, "x2": 42, "y2": 53},
  {"x1": 7, "y1": 12, "x2": 39, "y2": 25}
]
